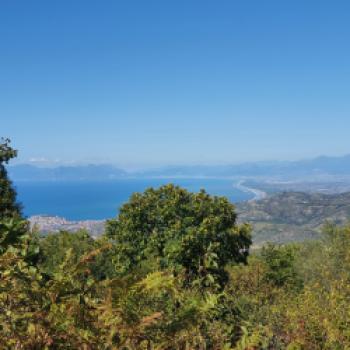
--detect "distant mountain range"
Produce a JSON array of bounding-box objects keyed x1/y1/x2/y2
[
  {"x1": 8, "y1": 164, "x2": 127, "y2": 181},
  {"x1": 139, "y1": 154, "x2": 350, "y2": 178},
  {"x1": 8, "y1": 154, "x2": 350, "y2": 181}
]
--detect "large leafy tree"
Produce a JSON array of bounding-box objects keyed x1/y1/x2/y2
[
  {"x1": 0, "y1": 138, "x2": 22, "y2": 219},
  {"x1": 106, "y1": 184, "x2": 252, "y2": 287},
  {"x1": 0, "y1": 138, "x2": 29, "y2": 254}
]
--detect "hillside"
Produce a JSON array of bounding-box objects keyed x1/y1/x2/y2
[{"x1": 237, "y1": 191, "x2": 350, "y2": 247}]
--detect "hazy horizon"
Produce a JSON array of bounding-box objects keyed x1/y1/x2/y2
[
  {"x1": 8, "y1": 152, "x2": 350, "y2": 172},
  {"x1": 2, "y1": 1, "x2": 350, "y2": 166}
]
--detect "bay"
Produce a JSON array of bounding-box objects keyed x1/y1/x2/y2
[{"x1": 14, "y1": 178, "x2": 253, "y2": 220}]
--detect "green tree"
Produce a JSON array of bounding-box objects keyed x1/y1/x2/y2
[
  {"x1": 0, "y1": 138, "x2": 29, "y2": 254},
  {"x1": 261, "y1": 243, "x2": 302, "y2": 290},
  {"x1": 0, "y1": 138, "x2": 22, "y2": 219},
  {"x1": 39, "y1": 230, "x2": 117, "y2": 280},
  {"x1": 106, "y1": 184, "x2": 252, "y2": 288},
  {"x1": 39, "y1": 230, "x2": 96, "y2": 275}
]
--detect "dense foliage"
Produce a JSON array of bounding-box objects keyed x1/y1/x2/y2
[
  {"x1": 0, "y1": 139, "x2": 28, "y2": 255},
  {"x1": 0, "y1": 138, "x2": 22, "y2": 219},
  {"x1": 1, "y1": 141, "x2": 350, "y2": 349},
  {"x1": 106, "y1": 184, "x2": 252, "y2": 288}
]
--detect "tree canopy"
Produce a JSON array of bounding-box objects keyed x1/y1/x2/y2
[
  {"x1": 0, "y1": 138, "x2": 22, "y2": 219},
  {"x1": 0, "y1": 138, "x2": 28, "y2": 255},
  {"x1": 106, "y1": 184, "x2": 252, "y2": 288}
]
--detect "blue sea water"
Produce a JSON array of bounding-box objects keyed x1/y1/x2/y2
[{"x1": 14, "y1": 178, "x2": 252, "y2": 220}]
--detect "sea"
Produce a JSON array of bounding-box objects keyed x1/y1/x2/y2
[{"x1": 14, "y1": 178, "x2": 253, "y2": 221}]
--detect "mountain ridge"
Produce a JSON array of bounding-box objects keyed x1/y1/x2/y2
[
  {"x1": 8, "y1": 164, "x2": 127, "y2": 181},
  {"x1": 9, "y1": 153, "x2": 350, "y2": 181}
]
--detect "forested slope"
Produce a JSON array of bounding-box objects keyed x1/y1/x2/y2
[
  {"x1": 237, "y1": 191, "x2": 350, "y2": 246},
  {"x1": 2, "y1": 140, "x2": 350, "y2": 349}
]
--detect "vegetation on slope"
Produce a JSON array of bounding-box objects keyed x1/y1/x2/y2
[
  {"x1": 2, "y1": 139, "x2": 350, "y2": 349},
  {"x1": 237, "y1": 191, "x2": 350, "y2": 246}
]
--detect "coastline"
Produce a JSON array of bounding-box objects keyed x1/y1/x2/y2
[{"x1": 235, "y1": 180, "x2": 267, "y2": 202}]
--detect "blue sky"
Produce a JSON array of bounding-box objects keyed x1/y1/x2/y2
[{"x1": 1, "y1": 0, "x2": 350, "y2": 168}]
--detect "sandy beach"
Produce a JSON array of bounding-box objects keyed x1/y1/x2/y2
[{"x1": 235, "y1": 180, "x2": 267, "y2": 202}]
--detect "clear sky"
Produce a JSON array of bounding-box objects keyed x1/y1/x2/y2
[{"x1": 1, "y1": 1, "x2": 350, "y2": 168}]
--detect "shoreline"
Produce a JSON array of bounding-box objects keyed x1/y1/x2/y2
[{"x1": 236, "y1": 180, "x2": 267, "y2": 202}]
